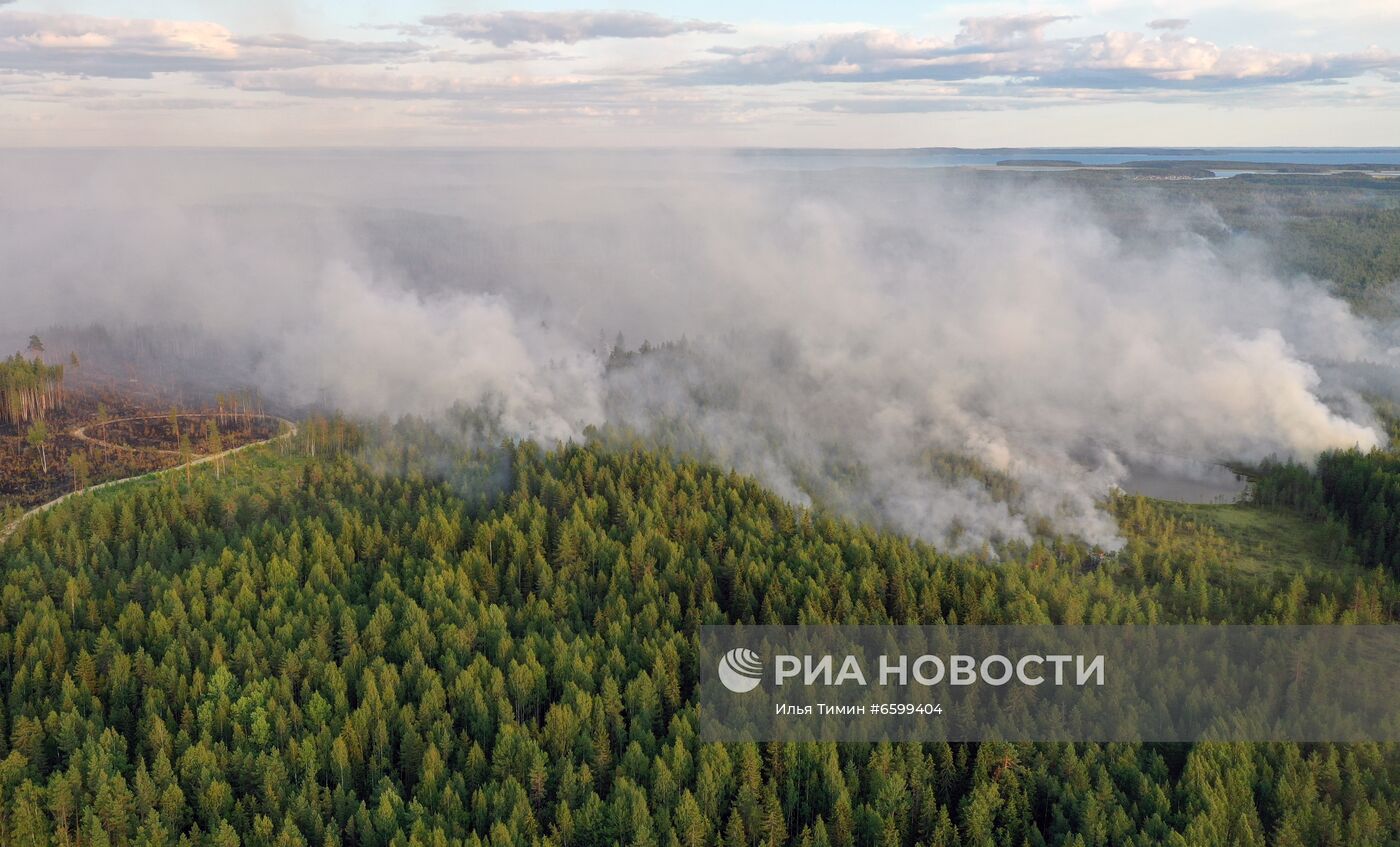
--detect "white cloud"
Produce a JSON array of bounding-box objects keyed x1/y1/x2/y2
[
  {"x1": 420, "y1": 11, "x2": 733, "y2": 47},
  {"x1": 426, "y1": 47, "x2": 570, "y2": 64},
  {"x1": 0, "y1": 11, "x2": 423, "y2": 78},
  {"x1": 2, "y1": 6, "x2": 1400, "y2": 142},
  {"x1": 955, "y1": 14, "x2": 1074, "y2": 47},
  {"x1": 226, "y1": 67, "x2": 588, "y2": 99},
  {"x1": 682, "y1": 16, "x2": 1400, "y2": 90}
]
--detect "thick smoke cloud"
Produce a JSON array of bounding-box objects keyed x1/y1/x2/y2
[{"x1": 0, "y1": 150, "x2": 1387, "y2": 550}]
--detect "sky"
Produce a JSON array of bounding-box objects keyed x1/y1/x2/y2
[{"x1": 2, "y1": 0, "x2": 1400, "y2": 146}]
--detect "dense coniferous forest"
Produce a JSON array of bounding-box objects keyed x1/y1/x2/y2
[
  {"x1": 1277, "y1": 208, "x2": 1400, "y2": 311},
  {"x1": 1315, "y1": 449, "x2": 1400, "y2": 573},
  {"x1": 1262, "y1": 447, "x2": 1400, "y2": 578},
  {"x1": 7, "y1": 177, "x2": 1400, "y2": 841},
  {"x1": 1250, "y1": 443, "x2": 1400, "y2": 579},
  {"x1": 1, "y1": 434, "x2": 1399, "y2": 847}
]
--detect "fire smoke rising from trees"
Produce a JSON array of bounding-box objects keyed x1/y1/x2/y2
[{"x1": 0, "y1": 150, "x2": 1389, "y2": 548}]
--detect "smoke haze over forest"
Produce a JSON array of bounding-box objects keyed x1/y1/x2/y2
[{"x1": 2, "y1": 149, "x2": 1392, "y2": 549}]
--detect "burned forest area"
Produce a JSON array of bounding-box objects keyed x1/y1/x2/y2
[{"x1": 0, "y1": 335, "x2": 279, "y2": 516}]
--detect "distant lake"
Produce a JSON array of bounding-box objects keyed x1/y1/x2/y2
[{"x1": 1120, "y1": 462, "x2": 1249, "y2": 504}]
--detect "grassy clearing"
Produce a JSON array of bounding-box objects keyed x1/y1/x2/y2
[{"x1": 1157, "y1": 500, "x2": 1354, "y2": 576}]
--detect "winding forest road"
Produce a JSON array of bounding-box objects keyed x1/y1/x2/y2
[{"x1": 0, "y1": 414, "x2": 296, "y2": 547}]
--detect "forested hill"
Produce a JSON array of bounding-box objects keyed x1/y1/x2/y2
[{"x1": 1, "y1": 441, "x2": 1398, "y2": 846}]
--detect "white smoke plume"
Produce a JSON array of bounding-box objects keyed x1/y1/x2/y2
[{"x1": 0, "y1": 150, "x2": 1388, "y2": 549}]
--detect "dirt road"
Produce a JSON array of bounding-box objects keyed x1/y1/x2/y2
[{"x1": 1, "y1": 415, "x2": 296, "y2": 547}]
